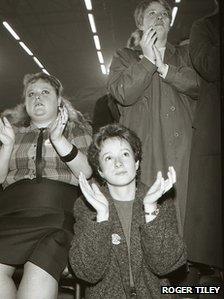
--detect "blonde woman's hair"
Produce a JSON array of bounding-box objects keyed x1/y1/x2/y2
[
  {"x1": 1, "y1": 72, "x2": 92, "y2": 134},
  {"x1": 127, "y1": 0, "x2": 172, "y2": 49}
]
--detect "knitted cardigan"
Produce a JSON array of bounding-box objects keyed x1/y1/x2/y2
[{"x1": 69, "y1": 183, "x2": 187, "y2": 298}]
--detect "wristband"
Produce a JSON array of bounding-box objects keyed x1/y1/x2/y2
[
  {"x1": 60, "y1": 145, "x2": 78, "y2": 162},
  {"x1": 145, "y1": 208, "x2": 159, "y2": 217}
]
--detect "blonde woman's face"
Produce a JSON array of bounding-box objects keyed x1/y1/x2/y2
[
  {"x1": 140, "y1": 2, "x2": 170, "y2": 41},
  {"x1": 25, "y1": 79, "x2": 60, "y2": 124}
]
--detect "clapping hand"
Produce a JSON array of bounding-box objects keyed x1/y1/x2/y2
[
  {"x1": 0, "y1": 117, "x2": 15, "y2": 147},
  {"x1": 152, "y1": 44, "x2": 167, "y2": 75},
  {"x1": 140, "y1": 27, "x2": 157, "y2": 63},
  {"x1": 49, "y1": 105, "x2": 68, "y2": 142},
  {"x1": 79, "y1": 172, "x2": 109, "y2": 222},
  {"x1": 144, "y1": 166, "x2": 176, "y2": 207}
]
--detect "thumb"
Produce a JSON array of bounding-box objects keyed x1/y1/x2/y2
[{"x1": 3, "y1": 117, "x2": 11, "y2": 126}]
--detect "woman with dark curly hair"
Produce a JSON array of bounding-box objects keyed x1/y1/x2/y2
[
  {"x1": 0, "y1": 72, "x2": 92, "y2": 299},
  {"x1": 69, "y1": 123, "x2": 187, "y2": 298}
]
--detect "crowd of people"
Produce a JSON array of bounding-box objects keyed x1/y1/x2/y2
[{"x1": 0, "y1": 0, "x2": 222, "y2": 298}]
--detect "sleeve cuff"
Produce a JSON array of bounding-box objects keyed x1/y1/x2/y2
[
  {"x1": 140, "y1": 56, "x2": 157, "y2": 73},
  {"x1": 162, "y1": 64, "x2": 177, "y2": 83},
  {"x1": 159, "y1": 64, "x2": 169, "y2": 79}
]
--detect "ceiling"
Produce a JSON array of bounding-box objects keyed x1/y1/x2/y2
[{"x1": 0, "y1": 0, "x2": 216, "y2": 117}]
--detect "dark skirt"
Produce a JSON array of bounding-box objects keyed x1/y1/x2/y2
[{"x1": 0, "y1": 179, "x2": 79, "y2": 281}]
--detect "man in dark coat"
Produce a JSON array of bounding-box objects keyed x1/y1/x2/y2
[{"x1": 184, "y1": 0, "x2": 223, "y2": 281}]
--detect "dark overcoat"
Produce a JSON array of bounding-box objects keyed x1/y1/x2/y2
[
  {"x1": 107, "y1": 44, "x2": 199, "y2": 233},
  {"x1": 184, "y1": 13, "x2": 223, "y2": 268}
]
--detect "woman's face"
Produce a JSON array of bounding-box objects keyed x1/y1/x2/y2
[
  {"x1": 140, "y1": 1, "x2": 170, "y2": 42},
  {"x1": 98, "y1": 137, "x2": 139, "y2": 187},
  {"x1": 25, "y1": 79, "x2": 60, "y2": 124}
]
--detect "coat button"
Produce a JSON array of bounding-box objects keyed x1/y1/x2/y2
[
  {"x1": 170, "y1": 106, "x2": 176, "y2": 111},
  {"x1": 174, "y1": 131, "x2": 179, "y2": 137},
  {"x1": 130, "y1": 287, "x2": 137, "y2": 297}
]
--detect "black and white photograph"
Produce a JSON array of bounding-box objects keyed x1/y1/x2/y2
[{"x1": 0, "y1": 0, "x2": 223, "y2": 298}]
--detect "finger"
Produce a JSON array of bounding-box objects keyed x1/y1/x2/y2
[
  {"x1": 58, "y1": 110, "x2": 63, "y2": 123},
  {"x1": 2, "y1": 117, "x2": 12, "y2": 127},
  {"x1": 154, "y1": 171, "x2": 162, "y2": 186},
  {"x1": 146, "y1": 171, "x2": 162, "y2": 195},
  {"x1": 80, "y1": 172, "x2": 94, "y2": 194},
  {"x1": 79, "y1": 174, "x2": 95, "y2": 201},
  {"x1": 149, "y1": 32, "x2": 157, "y2": 44},
  {"x1": 50, "y1": 116, "x2": 59, "y2": 131},
  {"x1": 163, "y1": 174, "x2": 173, "y2": 193},
  {"x1": 160, "y1": 177, "x2": 165, "y2": 193},
  {"x1": 91, "y1": 183, "x2": 102, "y2": 194},
  {"x1": 145, "y1": 27, "x2": 156, "y2": 35},
  {"x1": 142, "y1": 27, "x2": 156, "y2": 43},
  {"x1": 0, "y1": 118, "x2": 4, "y2": 129},
  {"x1": 152, "y1": 45, "x2": 161, "y2": 58},
  {"x1": 59, "y1": 109, "x2": 67, "y2": 128},
  {"x1": 54, "y1": 115, "x2": 65, "y2": 134},
  {"x1": 157, "y1": 171, "x2": 162, "y2": 179},
  {"x1": 63, "y1": 107, "x2": 69, "y2": 123},
  {"x1": 62, "y1": 105, "x2": 68, "y2": 117},
  {"x1": 60, "y1": 108, "x2": 66, "y2": 122},
  {"x1": 145, "y1": 31, "x2": 157, "y2": 45},
  {"x1": 169, "y1": 166, "x2": 176, "y2": 183}
]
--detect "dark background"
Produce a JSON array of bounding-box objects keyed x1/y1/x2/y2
[{"x1": 0, "y1": 0, "x2": 217, "y2": 117}]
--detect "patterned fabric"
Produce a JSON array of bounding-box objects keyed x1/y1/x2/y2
[
  {"x1": 69, "y1": 183, "x2": 187, "y2": 298},
  {"x1": 3, "y1": 121, "x2": 92, "y2": 189}
]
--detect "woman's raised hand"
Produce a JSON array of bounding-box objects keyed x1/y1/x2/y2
[
  {"x1": 79, "y1": 172, "x2": 109, "y2": 222},
  {"x1": 152, "y1": 44, "x2": 167, "y2": 75},
  {"x1": 143, "y1": 166, "x2": 176, "y2": 207},
  {"x1": 49, "y1": 105, "x2": 68, "y2": 142},
  {"x1": 0, "y1": 117, "x2": 15, "y2": 147},
  {"x1": 140, "y1": 27, "x2": 157, "y2": 63}
]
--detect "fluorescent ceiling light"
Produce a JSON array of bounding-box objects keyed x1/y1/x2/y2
[
  {"x1": 170, "y1": 6, "x2": 178, "y2": 27},
  {"x1": 33, "y1": 57, "x2": 44, "y2": 68},
  {"x1": 42, "y1": 69, "x2": 50, "y2": 75},
  {"x1": 84, "y1": 0, "x2": 92, "y2": 10},
  {"x1": 100, "y1": 64, "x2": 107, "y2": 75},
  {"x1": 88, "y1": 14, "x2": 97, "y2": 33},
  {"x1": 97, "y1": 51, "x2": 104, "y2": 64},
  {"x1": 93, "y1": 35, "x2": 101, "y2": 50},
  {"x1": 3, "y1": 21, "x2": 20, "y2": 40},
  {"x1": 175, "y1": 0, "x2": 181, "y2": 3},
  {"x1": 19, "y1": 41, "x2": 33, "y2": 56}
]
